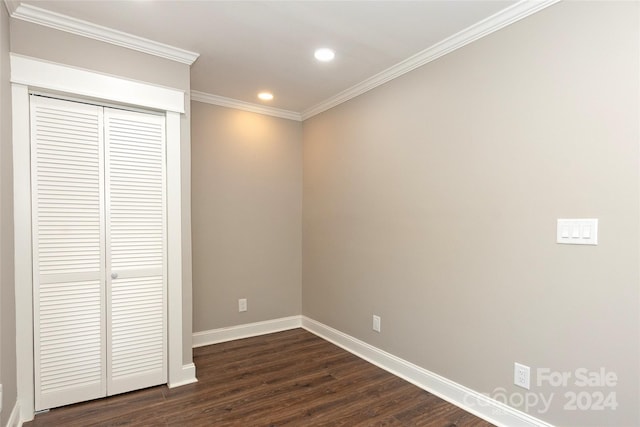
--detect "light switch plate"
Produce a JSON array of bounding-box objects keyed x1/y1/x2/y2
[{"x1": 557, "y1": 219, "x2": 598, "y2": 245}]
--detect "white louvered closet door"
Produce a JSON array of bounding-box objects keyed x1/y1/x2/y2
[
  {"x1": 31, "y1": 96, "x2": 107, "y2": 411},
  {"x1": 31, "y1": 96, "x2": 167, "y2": 410},
  {"x1": 104, "y1": 108, "x2": 167, "y2": 394}
]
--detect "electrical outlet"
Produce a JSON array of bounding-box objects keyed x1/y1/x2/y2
[
  {"x1": 514, "y1": 362, "x2": 530, "y2": 389},
  {"x1": 238, "y1": 298, "x2": 247, "y2": 312},
  {"x1": 373, "y1": 315, "x2": 381, "y2": 332}
]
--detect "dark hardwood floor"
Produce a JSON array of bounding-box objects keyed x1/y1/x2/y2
[{"x1": 25, "y1": 328, "x2": 494, "y2": 426}]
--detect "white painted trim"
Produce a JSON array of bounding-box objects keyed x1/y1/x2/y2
[
  {"x1": 5, "y1": 400, "x2": 22, "y2": 427},
  {"x1": 8, "y1": 3, "x2": 199, "y2": 65},
  {"x1": 3, "y1": 0, "x2": 18, "y2": 15},
  {"x1": 301, "y1": 316, "x2": 554, "y2": 427},
  {"x1": 10, "y1": 54, "x2": 185, "y2": 113},
  {"x1": 11, "y1": 83, "x2": 34, "y2": 424},
  {"x1": 166, "y1": 110, "x2": 194, "y2": 388},
  {"x1": 191, "y1": 91, "x2": 302, "y2": 122},
  {"x1": 192, "y1": 316, "x2": 303, "y2": 347},
  {"x1": 300, "y1": 0, "x2": 560, "y2": 120},
  {"x1": 168, "y1": 364, "x2": 198, "y2": 389},
  {"x1": 12, "y1": 65, "x2": 190, "y2": 420}
]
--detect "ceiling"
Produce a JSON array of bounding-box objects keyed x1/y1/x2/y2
[{"x1": 14, "y1": 0, "x2": 521, "y2": 115}]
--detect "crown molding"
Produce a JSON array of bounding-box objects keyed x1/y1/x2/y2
[
  {"x1": 3, "y1": 0, "x2": 18, "y2": 15},
  {"x1": 8, "y1": 3, "x2": 199, "y2": 65},
  {"x1": 8, "y1": 0, "x2": 559, "y2": 120},
  {"x1": 301, "y1": 0, "x2": 561, "y2": 120},
  {"x1": 191, "y1": 90, "x2": 302, "y2": 122}
]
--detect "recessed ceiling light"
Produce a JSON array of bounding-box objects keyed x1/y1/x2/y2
[
  {"x1": 258, "y1": 92, "x2": 274, "y2": 101},
  {"x1": 314, "y1": 48, "x2": 335, "y2": 62}
]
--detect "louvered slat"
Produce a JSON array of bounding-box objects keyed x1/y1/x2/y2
[
  {"x1": 105, "y1": 108, "x2": 167, "y2": 395},
  {"x1": 31, "y1": 96, "x2": 106, "y2": 410}
]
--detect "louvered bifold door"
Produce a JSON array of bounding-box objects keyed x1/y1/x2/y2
[
  {"x1": 104, "y1": 108, "x2": 167, "y2": 395},
  {"x1": 31, "y1": 96, "x2": 107, "y2": 410}
]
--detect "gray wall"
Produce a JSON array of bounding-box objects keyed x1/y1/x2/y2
[
  {"x1": 10, "y1": 19, "x2": 195, "y2": 364},
  {"x1": 191, "y1": 102, "x2": 302, "y2": 332},
  {"x1": 0, "y1": 4, "x2": 16, "y2": 426},
  {"x1": 302, "y1": 2, "x2": 639, "y2": 426}
]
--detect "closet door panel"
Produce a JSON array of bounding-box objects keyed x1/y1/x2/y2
[
  {"x1": 31, "y1": 96, "x2": 106, "y2": 410},
  {"x1": 105, "y1": 108, "x2": 167, "y2": 395}
]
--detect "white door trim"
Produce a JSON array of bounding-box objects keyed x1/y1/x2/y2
[
  {"x1": 11, "y1": 82, "x2": 34, "y2": 422},
  {"x1": 10, "y1": 54, "x2": 185, "y2": 113},
  {"x1": 11, "y1": 55, "x2": 194, "y2": 422}
]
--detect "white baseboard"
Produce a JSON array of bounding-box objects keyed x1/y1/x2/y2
[
  {"x1": 301, "y1": 316, "x2": 554, "y2": 427},
  {"x1": 5, "y1": 401, "x2": 21, "y2": 427},
  {"x1": 191, "y1": 315, "x2": 552, "y2": 426},
  {"x1": 192, "y1": 316, "x2": 302, "y2": 348},
  {"x1": 168, "y1": 363, "x2": 198, "y2": 388}
]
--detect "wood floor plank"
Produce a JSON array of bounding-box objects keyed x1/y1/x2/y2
[{"x1": 25, "y1": 329, "x2": 494, "y2": 427}]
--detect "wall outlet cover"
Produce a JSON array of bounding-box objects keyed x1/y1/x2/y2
[
  {"x1": 514, "y1": 362, "x2": 531, "y2": 390},
  {"x1": 373, "y1": 315, "x2": 381, "y2": 332}
]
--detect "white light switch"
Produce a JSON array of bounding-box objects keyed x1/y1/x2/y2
[
  {"x1": 571, "y1": 225, "x2": 580, "y2": 238},
  {"x1": 557, "y1": 219, "x2": 598, "y2": 245}
]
